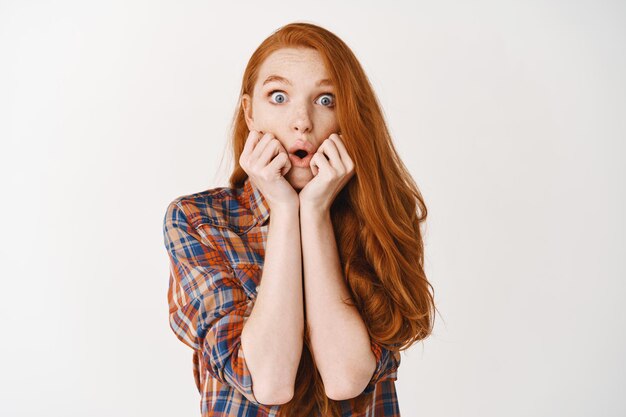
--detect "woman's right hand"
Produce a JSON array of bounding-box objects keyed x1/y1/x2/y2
[{"x1": 239, "y1": 130, "x2": 299, "y2": 210}]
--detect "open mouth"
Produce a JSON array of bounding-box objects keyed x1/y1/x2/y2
[
  {"x1": 289, "y1": 149, "x2": 314, "y2": 168},
  {"x1": 287, "y1": 139, "x2": 315, "y2": 168},
  {"x1": 293, "y1": 149, "x2": 309, "y2": 159}
]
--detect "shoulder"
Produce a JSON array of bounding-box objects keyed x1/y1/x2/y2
[{"x1": 163, "y1": 185, "x2": 244, "y2": 231}]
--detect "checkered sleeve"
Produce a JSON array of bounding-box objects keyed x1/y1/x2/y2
[
  {"x1": 359, "y1": 340, "x2": 401, "y2": 396},
  {"x1": 163, "y1": 201, "x2": 262, "y2": 405}
]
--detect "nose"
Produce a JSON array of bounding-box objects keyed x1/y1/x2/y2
[{"x1": 291, "y1": 102, "x2": 312, "y2": 134}]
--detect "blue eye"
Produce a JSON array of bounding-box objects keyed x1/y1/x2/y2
[
  {"x1": 267, "y1": 90, "x2": 335, "y2": 107},
  {"x1": 269, "y1": 90, "x2": 287, "y2": 104},
  {"x1": 317, "y1": 93, "x2": 335, "y2": 107}
]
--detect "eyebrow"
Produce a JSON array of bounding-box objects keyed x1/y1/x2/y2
[{"x1": 262, "y1": 75, "x2": 333, "y2": 87}]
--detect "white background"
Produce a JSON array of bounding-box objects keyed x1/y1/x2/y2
[{"x1": 1, "y1": 1, "x2": 625, "y2": 416}]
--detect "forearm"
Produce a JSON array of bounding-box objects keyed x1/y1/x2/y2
[
  {"x1": 300, "y1": 206, "x2": 376, "y2": 399},
  {"x1": 241, "y1": 205, "x2": 304, "y2": 402}
]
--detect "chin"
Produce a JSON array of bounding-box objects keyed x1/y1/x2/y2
[
  {"x1": 291, "y1": 180, "x2": 308, "y2": 193},
  {"x1": 287, "y1": 168, "x2": 312, "y2": 190}
]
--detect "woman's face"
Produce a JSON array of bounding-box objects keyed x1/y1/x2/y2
[{"x1": 242, "y1": 47, "x2": 340, "y2": 192}]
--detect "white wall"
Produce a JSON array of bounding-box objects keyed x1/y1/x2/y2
[{"x1": 1, "y1": 0, "x2": 624, "y2": 416}]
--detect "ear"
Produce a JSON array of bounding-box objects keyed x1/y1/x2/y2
[{"x1": 241, "y1": 93, "x2": 255, "y2": 131}]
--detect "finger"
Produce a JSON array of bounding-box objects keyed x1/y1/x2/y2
[
  {"x1": 319, "y1": 138, "x2": 344, "y2": 172},
  {"x1": 311, "y1": 151, "x2": 332, "y2": 175},
  {"x1": 268, "y1": 150, "x2": 291, "y2": 176},
  {"x1": 258, "y1": 138, "x2": 285, "y2": 167},
  {"x1": 250, "y1": 132, "x2": 275, "y2": 162},
  {"x1": 310, "y1": 154, "x2": 318, "y2": 176},
  {"x1": 330, "y1": 133, "x2": 354, "y2": 170},
  {"x1": 243, "y1": 130, "x2": 263, "y2": 153},
  {"x1": 241, "y1": 130, "x2": 263, "y2": 159},
  {"x1": 329, "y1": 133, "x2": 348, "y2": 159}
]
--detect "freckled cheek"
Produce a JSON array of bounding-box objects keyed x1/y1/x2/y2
[
  {"x1": 253, "y1": 109, "x2": 280, "y2": 133},
  {"x1": 320, "y1": 119, "x2": 340, "y2": 136}
]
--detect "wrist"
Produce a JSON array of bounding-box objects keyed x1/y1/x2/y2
[
  {"x1": 299, "y1": 203, "x2": 330, "y2": 220},
  {"x1": 269, "y1": 202, "x2": 300, "y2": 217}
]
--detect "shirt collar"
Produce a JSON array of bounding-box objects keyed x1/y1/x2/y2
[{"x1": 244, "y1": 176, "x2": 270, "y2": 226}]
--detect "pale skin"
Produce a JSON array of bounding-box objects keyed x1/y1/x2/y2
[{"x1": 238, "y1": 47, "x2": 376, "y2": 404}]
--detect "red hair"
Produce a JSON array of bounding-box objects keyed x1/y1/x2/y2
[{"x1": 226, "y1": 21, "x2": 436, "y2": 416}]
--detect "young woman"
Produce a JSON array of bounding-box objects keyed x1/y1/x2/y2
[{"x1": 163, "y1": 22, "x2": 435, "y2": 417}]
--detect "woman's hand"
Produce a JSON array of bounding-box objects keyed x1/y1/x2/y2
[
  {"x1": 239, "y1": 130, "x2": 299, "y2": 210},
  {"x1": 298, "y1": 133, "x2": 355, "y2": 213}
]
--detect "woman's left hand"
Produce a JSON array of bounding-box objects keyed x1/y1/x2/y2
[{"x1": 298, "y1": 133, "x2": 355, "y2": 213}]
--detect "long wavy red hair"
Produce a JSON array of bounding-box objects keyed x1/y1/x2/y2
[{"x1": 224, "y1": 21, "x2": 436, "y2": 416}]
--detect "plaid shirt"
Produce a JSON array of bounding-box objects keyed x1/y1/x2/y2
[{"x1": 163, "y1": 177, "x2": 401, "y2": 416}]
